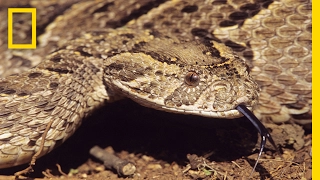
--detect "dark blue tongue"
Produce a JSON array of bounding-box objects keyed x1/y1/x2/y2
[{"x1": 236, "y1": 104, "x2": 279, "y2": 175}]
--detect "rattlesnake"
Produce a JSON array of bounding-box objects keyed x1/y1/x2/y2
[{"x1": 0, "y1": 0, "x2": 311, "y2": 174}]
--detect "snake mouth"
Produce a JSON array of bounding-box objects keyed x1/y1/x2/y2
[
  {"x1": 161, "y1": 93, "x2": 256, "y2": 119},
  {"x1": 160, "y1": 104, "x2": 253, "y2": 119}
]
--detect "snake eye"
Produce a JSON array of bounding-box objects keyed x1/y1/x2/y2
[{"x1": 185, "y1": 71, "x2": 200, "y2": 86}]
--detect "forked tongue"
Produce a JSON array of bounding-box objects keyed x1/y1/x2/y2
[{"x1": 236, "y1": 105, "x2": 279, "y2": 176}]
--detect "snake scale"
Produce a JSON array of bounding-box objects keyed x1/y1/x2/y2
[{"x1": 0, "y1": 0, "x2": 311, "y2": 172}]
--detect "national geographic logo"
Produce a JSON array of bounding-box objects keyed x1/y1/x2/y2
[{"x1": 7, "y1": 8, "x2": 36, "y2": 49}]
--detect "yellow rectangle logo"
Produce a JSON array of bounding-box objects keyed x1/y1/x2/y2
[{"x1": 8, "y1": 8, "x2": 36, "y2": 49}]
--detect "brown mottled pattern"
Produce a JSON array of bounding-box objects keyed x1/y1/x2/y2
[
  {"x1": 131, "y1": 0, "x2": 311, "y2": 124},
  {"x1": 0, "y1": 0, "x2": 311, "y2": 168}
]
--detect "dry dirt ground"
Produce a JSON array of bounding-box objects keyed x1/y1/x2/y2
[{"x1": 0, "y1": 99, "x2": 312, "y2": 180}]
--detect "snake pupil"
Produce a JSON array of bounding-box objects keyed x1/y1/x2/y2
[{"x1": 185, "y1": 72, "x2": 200, "y2": 86}]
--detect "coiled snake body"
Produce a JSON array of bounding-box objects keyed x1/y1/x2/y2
[{"x1": 0, "y1": 0, "x2": 311, "y2": 173}]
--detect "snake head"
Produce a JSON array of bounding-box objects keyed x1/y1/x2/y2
[{"x1": 103, "y1": 34, "x2": 259, "y2": 118}]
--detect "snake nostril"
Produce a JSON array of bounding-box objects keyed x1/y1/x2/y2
[{"x1": 184, "y1": 71, "x2": 200, "y2": 86}]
